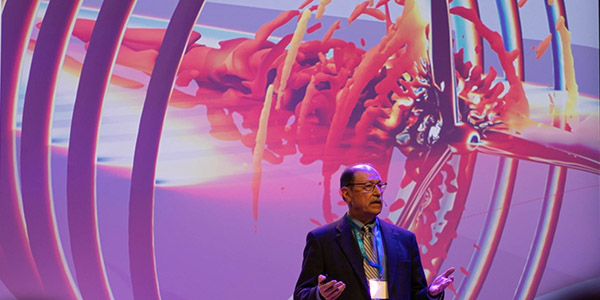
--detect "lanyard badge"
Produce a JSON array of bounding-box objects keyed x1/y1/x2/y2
[{"x1": 369, "y1": 278, "x2": 388, "y2": 299}]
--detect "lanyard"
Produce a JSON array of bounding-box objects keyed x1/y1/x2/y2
[{"x1": 349, "y1": 217, "x2": 385, "y2": 280}]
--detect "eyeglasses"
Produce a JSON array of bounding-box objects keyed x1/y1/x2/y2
[{"x1": 346, "y1": 182, "x2": 387, "y2": 193}]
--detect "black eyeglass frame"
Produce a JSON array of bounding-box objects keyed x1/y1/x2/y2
[{"x1": 345, "y1": 181, "x2": 388, "y2": 193}]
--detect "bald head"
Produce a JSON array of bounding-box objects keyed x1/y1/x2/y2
[{"x1": 340, "y1": 164, "x2": 378, "y2": 188}]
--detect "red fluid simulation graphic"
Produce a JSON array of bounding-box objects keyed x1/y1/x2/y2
[{"x1": 62, "y1": 0, "x2": 598, "y2": 280}]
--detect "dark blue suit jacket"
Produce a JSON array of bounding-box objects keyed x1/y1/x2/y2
[{"x1": 294, "y1": 216, "x2": 439, "y2": 300}]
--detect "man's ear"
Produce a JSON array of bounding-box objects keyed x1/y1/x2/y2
[{"x1": 340, "y1": 187, "x2": 351, "y2": 204}]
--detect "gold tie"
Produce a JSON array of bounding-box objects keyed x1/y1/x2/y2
[{"x1": 362, "y1": 226, "x2": 379, "y2": 280}]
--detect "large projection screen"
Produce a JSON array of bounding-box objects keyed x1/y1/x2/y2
[{"x1": 1, "y1": 0, "x2": 598, "y2": 299}]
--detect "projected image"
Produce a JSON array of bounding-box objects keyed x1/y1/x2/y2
[{"x1": 1, "y1": 0, "x2": 598, "y2": 299}]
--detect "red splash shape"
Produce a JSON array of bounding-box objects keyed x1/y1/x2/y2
[
  {"x1": 307, "y1": 22, "x2": 322, "y2": 34},
  {"x1": 389, "y1": 198, "x2": 405, "y2": 212},
  {"x1": 298, "y1": 0, "x2": 313, "y2": 10},
  {"x1": 535, "y1": 33, "x2": 552, "y2": 59}
]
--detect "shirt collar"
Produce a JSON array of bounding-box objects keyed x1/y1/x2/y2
[{"x1": 346, "y1": 212, "x2": 377, "y2": 230}]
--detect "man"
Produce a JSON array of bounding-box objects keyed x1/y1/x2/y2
[{"x1": 294, "y1": 164, "x2": 454, "y2": 300}]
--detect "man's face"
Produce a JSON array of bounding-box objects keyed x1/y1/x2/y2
[{"x1": 342, "y1": 167, "x2": 384, "y2": 223}]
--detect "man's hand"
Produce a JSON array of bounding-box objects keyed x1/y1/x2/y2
[
  {"x1": 318, "y1": 274, "x2": 346, "y2": 300},
  {"x1": 428, "y1": 267, "x2": 455, "y2": 297}
]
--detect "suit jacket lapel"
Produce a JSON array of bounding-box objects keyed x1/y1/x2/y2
[
  {"x1": 335, "y1": 217, "x2": 370, "y2": 298},
  {"x1": 380, "y1": 220, "x2": 403, "y2": 295}
]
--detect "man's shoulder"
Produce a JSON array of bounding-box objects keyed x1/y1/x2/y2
[
  {"x1": 379, "y1": 218, "x2": 416, "y2": 238},
  {"x1": 308, "y1": 217, "x2": 345, "y2": 237}
]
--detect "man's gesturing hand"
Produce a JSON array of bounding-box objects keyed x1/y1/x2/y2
[
  {"x1": 428, "y1": 267, "x2": 455, "y2": 297},
  {"x1": 318, "y1": 274, "x2": 346, "y2": 300}
]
